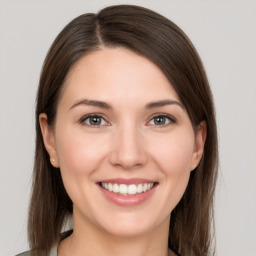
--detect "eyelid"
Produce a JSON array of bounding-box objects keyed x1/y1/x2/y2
[
  {"x1": 146, "y1": 113, "x2": 177, "y2": 126},
  {"x1": 79, "y1": 113, "x2": 110, "y2": 127},
  {"x1": 78, "y1": 112, "x2": 176, "y2": 127}
]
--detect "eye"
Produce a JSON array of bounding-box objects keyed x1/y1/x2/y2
[
  {"x1": 80, "y1": 115, "x2": 108, "y2": 127},
  {"x1": 148, "y1": 114, "x2": 176, "y2": 126}
]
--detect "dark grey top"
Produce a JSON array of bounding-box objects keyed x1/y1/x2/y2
[{"x1": 15, "y1": 245, "x2": 57, "y2": 256}]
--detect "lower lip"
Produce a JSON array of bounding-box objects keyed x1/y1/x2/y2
[{"x1": 98, "y1": 184, "x2": 158, "y2": 206}]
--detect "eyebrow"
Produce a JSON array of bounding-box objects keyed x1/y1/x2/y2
[
  {"x1": 70, "y1": 99, "x2": 184, "y2": 110},
  {"x1": 145, "y1": 99, "x2": 184, "y2": 109},
  {"x1": 70, "y1": 99, "x2": 112, "y2": 110}
]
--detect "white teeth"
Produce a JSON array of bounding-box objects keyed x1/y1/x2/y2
[
  {"x1": 113, "y1": 184, "x2": 119, "y2": 193},
  {"x1": 101, "y1": 182, "x2": 155, "y2": 196},
  {"x1": 105, "y1": 183, "x2": 108, "y2": 189},
  {"x1": 137, "y1": 184, "x2": 143, "y2": 193},
  {"x1": 119, "y1": 184, "x2": 128, "y2": 194},
  {"x1": 128, "y1": 184, "x2": 137, "y2": 195}
]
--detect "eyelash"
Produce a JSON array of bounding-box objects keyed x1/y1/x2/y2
[
  {"x1": 147, "y1": 114, "x2": 176, "y2": 127},
  {"x1": 79, "y1": 114, "x2": 109, "y2": 127},
  {"x1": 79, "y1": 113, "x2": 176, "y2": 127}
]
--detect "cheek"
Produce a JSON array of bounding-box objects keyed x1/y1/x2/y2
[
  {"x1": 55, "y1": 127, "x2": 109, "y2": 177},
  {"x1": 149, "y1": 132, "x2": 194, "y2": 210},
  {"x1": 149, "y1": 131, "x2": 195, "y2": 175},
  {"x1": 54, "y1": 127, "x2": 110, "y2": 210}
]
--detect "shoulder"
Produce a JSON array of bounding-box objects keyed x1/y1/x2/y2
[
  {"x1": 14, "y1": 231, "x2": 67, "y2": 256},
  {"x1": 15, "y1": 251, "x2": 31, "y2": 256}
]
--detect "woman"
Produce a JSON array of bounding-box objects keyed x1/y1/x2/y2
[{"x1": 18, "y1": 4, "x2": 218, "y2": 256}]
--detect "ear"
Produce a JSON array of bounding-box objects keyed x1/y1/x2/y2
[
  {"x1": 39, "y1": 113, "x2": 59, "y2": 168},
  {"x1": 191, "y1": 121, "x2": 207, "y2": 171}
]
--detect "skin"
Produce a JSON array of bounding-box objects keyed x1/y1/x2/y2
[{"x1": 40, "y1": 47, "x2": 206, "y2": 256}]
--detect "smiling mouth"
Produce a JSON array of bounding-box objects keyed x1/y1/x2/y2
[{"x1": 99, "y1": 182, "x2": 158, "y2": 196}]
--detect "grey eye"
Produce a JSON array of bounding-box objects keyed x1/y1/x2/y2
[
  {"x1": 148, "y1": 115, "x2": 174, "y2": 126},
  {"x1": 83, "y1": 115, "x2": 107, "y2": 126}
]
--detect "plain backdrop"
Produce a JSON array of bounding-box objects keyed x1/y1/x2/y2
[{"x1": 0, "y1": 0, "x2": 255, "y2": 255}]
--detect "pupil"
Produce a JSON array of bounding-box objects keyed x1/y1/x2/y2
[
  {"x1": 154, "y1": 116, "x2": 165, "y2": 125},
  {"x1": 90, "y1": 116, "x2": 101, "y2": 125}
]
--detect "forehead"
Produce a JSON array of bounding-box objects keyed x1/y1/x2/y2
[{"x1": 60, "y1": 47, "x2": 180, "y2": 108}]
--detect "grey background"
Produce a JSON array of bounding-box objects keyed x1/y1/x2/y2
[{"x1": 0, "y1": 0, "x2": 255, "y2": 255}]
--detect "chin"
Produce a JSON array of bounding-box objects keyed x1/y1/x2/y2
[
  {"x1": 95, "y1": 211, "x2": 166, "y2": 238},
  {"x1": 103, "y1": 222, "x2": 153, "y2": 238}
]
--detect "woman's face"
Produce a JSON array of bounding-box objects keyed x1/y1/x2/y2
[{"x1": 40, "y1": 47, "x2": 205, "y2": 237}]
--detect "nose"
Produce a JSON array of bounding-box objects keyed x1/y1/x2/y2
[{"x1": 109, "y1": 125, "x2": 148, "y2": 170}]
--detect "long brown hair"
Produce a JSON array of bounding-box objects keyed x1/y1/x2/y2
[{"x1": 28, "y1": 5, "x2": 218, "y2": 256}]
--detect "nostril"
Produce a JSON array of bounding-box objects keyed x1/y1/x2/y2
[
  {"x1": 108, "y1": 132, "x2": 148, "y2": 169},
  {"x1": 109, "y1": 150, "x2": 148, "y2": 170}
]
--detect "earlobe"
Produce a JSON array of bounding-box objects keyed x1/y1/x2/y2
[
  {"x1": 39, "y1": 113, "x2": 59, "y2": 168},
  {"x1": 191, "y1": 121, "x2": 207, "y2": 171}
]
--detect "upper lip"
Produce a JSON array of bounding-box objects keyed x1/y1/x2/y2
[{"x1": 98, "y1": 178, "x2": 157, "y2": 185}]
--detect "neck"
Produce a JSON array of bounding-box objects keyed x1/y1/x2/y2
[{"x1": 58, "y1": 210, "x2": 171, "y2": 256}]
